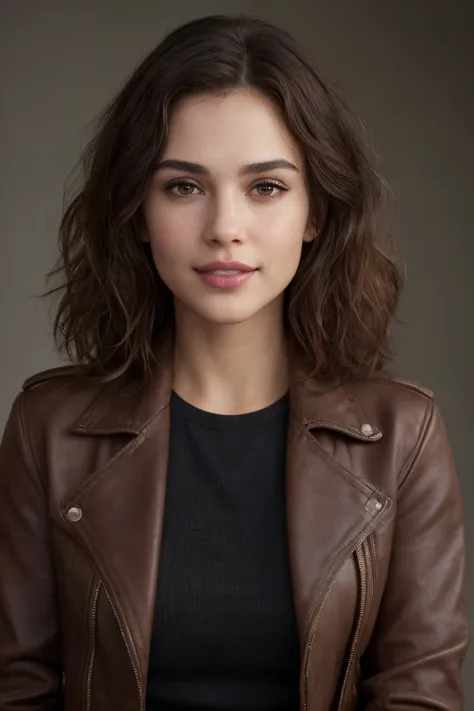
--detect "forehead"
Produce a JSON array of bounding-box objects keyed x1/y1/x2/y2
[{"x1": 163, "y1": 89, "x2": 303, "y2": 168}]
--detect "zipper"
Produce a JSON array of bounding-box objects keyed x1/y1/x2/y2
[
  {"x1": 335, "y1": 543, "x2": 368, "y2": 711},
  {"x1": 301, "y1": 555, "x2": 350, "y2": 711},
  {"x1": 104, "y1": 588, "x2": 145, "y2": 711},
  {"x1": 301, "y1": 532, "x2": 376, "y2": 711},
  {"x1": 370, "y1": 532, "x2": 378, "y2": 583},
  {"x1": 86, "y1": 579, "x2": 101, "y2": 711},
  {"x1": 336, "y1": 533, "x2": 376, "y2": 711}
]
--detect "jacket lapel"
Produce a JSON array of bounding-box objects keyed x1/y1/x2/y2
[
  {"x1": 61, "y1": 345, "x2": 391, "y2": 691},
  {"x1": 62, "y1": 355, "x2": 173, "y2": 689},
  {"x1": 286, "y1": 368, "x2": 390, "y2": 647}
]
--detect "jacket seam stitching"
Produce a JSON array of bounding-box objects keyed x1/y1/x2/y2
[
  {"x1": 72, "y1": 382, "x2": 110, "y2": 428},
  {"x1": 344, "y1": 383, "x2": 380, "y2": 433},
  {"x1": 398, "y1": 399, "x2": 435, "y2": 488},
  {"x1": 17, "y1": 392, "x2": 47, "y2": 497},
  {"x1": 369, "y1": 376, "x2": 433, "y2": 399},
  {"x1": 64, "y1": 403, "x2": 167, "y2": 505},
  {"x1": 305, "y1": 429, "x2": 389, "y2": 504},
  {"x1": 340, "y1": 384, "x2": 363, "y2": 428}
]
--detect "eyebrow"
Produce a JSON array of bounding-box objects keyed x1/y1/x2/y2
[{"x1": 154, "y1": 158, "x2": 300, "y2": 176}]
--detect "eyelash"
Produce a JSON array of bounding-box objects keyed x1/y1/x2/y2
[{"x1": 163, "y1": 179, "x2": 288, "y2": 200}]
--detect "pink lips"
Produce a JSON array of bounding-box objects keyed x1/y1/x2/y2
[{"x1": 195, "y1": 261, "x2": 258, "y2": 290}]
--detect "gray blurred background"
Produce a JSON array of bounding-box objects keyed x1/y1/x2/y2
[{"x1": 1, "y1": 0, "x2": 473, "y2": 699}]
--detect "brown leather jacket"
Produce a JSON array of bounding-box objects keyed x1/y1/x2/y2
[{"x1": 0, "y1": 352, "x2": 468, "y2": 710}]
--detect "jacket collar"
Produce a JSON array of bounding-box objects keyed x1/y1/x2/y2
[
  {"x1": 63, "y1": 335, "x2": 389, "y2": 701},
  {"x1": 71, "y1": 337, "x2": 382, "y2": 443}
]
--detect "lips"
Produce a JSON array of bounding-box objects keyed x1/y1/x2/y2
[
  {"x1": 194, "y1": 262, "x2": 258, "y2": 290},
  {"x1": 195, "y1": 261, "x2": 257, "y2": 274}
]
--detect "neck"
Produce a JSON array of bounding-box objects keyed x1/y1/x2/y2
[{"x1": 172, "y1": 302, "x2": 289, "y2": 415}]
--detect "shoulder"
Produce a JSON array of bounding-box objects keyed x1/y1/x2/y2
[
  {"x1": 21, "y1": 364, "x2": 88, "y2": 391},
  {"x1": 351, "y1": 370, "x2": 434, "y2": 408},
  {"x1": 18, "y1": 364, "x2": 104, "y2": 434},
  {"x1": 346, "y1": 373, "x2": 451, "y2": 496},
  {"x1": 362, "y1": 371, "x2": 433, "y2": 400},
  {"x1": 349, "y1": 370, "x2": 436, "y2": 450}
]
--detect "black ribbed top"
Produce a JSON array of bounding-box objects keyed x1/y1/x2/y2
[{"x1": 146, "y1": 390, "x2": 301, "y2": 710}]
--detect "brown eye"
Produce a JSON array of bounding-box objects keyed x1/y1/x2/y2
[
  {"x1": 251, "y1": 180, "x2": 288, "y2": 199},
  {"x1": 165, "y1": 180, "x2": 201, "y2": 198}
]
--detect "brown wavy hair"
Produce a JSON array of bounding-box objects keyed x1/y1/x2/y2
[{"x1": 46, "y1": 14, "x2": 404, "y2": 383}]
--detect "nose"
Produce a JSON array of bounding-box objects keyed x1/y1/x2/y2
[{"x1": 202, "y1": 190, "x2": 245, "y2": 247}]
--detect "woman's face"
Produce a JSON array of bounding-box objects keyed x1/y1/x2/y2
[{"x1": 142, "y1": 89, "x2": 314, "y2": 327}]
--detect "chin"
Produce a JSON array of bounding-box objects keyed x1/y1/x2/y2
[
  {"x1": 198, "y1": 310, "x2": 258, "y2": 326},
  {"x1": 191, "y1": 300, "x2": 267, "y2": 326},
  {"x1": 175, "y1": 290, "x2": 282, "y2": 328}
]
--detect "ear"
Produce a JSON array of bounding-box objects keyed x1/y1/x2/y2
[
  {"x1": 302, "y1": 212, "x2": 317, "y2": 243},
  {"x1": 303, "y1": 224, "x2": 317, "y2": 243}
]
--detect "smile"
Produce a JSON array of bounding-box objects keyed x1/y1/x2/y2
[
  {"x1": 206, "y1": 269, "x2": 242, "y2": 275},
  {"x1": 196, "y1": 269, "x2": 257, "y2": 289}
]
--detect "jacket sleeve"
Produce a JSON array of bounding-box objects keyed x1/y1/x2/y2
[
  {"x1": 359, "y1": 399, "x2": 469, "y2": 709},
  {"x1": 0, "y1": 393, "x2": 63, "y2": 709}
]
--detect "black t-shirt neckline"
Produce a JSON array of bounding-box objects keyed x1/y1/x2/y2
[{"x1": 170, "y1": 390, "x2": 289, "y2": 430}]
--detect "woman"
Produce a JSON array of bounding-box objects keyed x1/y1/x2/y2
[{"x1": 0, "y1": 13, "x2": 468, "y2": 711}]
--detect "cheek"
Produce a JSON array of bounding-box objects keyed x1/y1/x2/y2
[
  {"x1": 260, "y1": 215, "x2": 308, "y2": 289},
  {"x1": 259, "y1": 193, "x2": 309, "y2": 246},
  {"x1": 144, "y1": 206, "x2": 193, "y2": 267},
  {"x1": 262, "y1": 212, "x2": 308, "y2": 259}
]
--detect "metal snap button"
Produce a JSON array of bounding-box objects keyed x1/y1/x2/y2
[
  {"x1": 366, "y1": 497, "x2": 383, "y2": 515},
  {"x1": 66, "y1": 506, "x2": 83, "y2": 523},
  {"x1": 361, "y1": 423, "x2": 374, "y2": 436}
]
